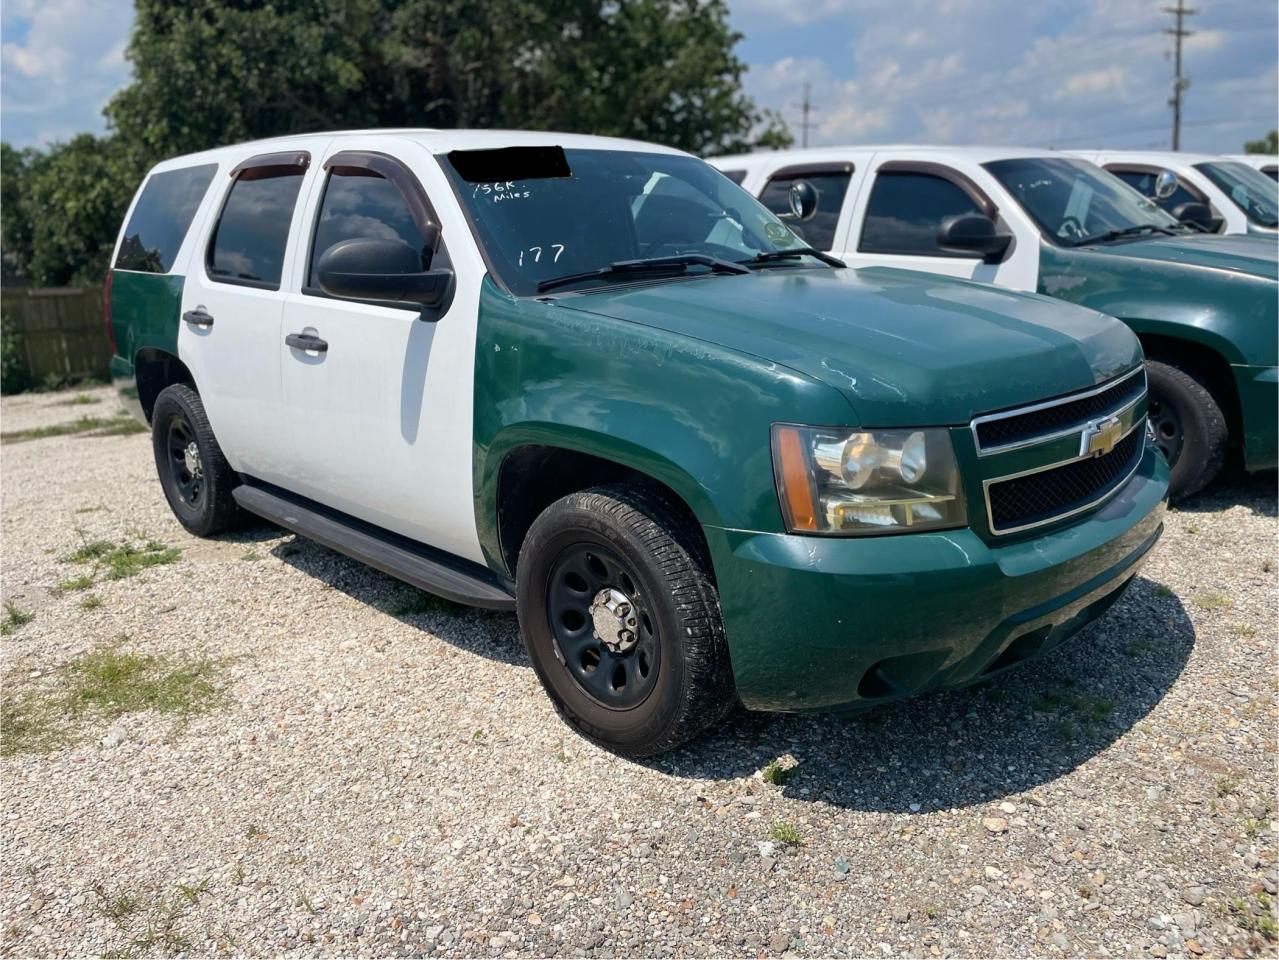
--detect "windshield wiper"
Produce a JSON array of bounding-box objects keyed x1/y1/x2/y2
[
  {"x1": 535, "y1": 254, "x2": 748, "y2": 293},
  {"x1": 738, "y1": 247, "x2": 846, "y2": 268},
  {"x1": 1074, "y1": 223, "x2": 1178, "y2": 246}
]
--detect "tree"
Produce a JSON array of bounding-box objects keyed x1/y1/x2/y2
[
  {"x1": 1244, "y1": 130, "x2": 1278, "y2": 154},
  {"x1": 106, "y1": 0, "x2": 789, "y2": 162},
  {"x1": 18, "y1": 135, "x2": 138, "y2": 286},
  {"x1": 1, "y1": 143, "x2": 35, "y2": 285}
]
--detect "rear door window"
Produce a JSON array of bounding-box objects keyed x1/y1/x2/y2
[
  {"x1": 208, "y1": 166, "x2": 306, "y2": 289},
  {"x1": 759, "y1": 171, "x2": 850, "y2": 250},
  {"x1": 859, "y1": 171, "x2": 983, "y2": 256},
  {"x1": 115, "y1": 164, "x2": 218, "y2": 273}
]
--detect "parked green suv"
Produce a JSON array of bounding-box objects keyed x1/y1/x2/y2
[{"x1": 106, "y1": 131, "x2": 1169, "y2": 755}]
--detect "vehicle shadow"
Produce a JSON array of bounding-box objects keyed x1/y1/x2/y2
[
  {"x1": 650, "y1": 576, "x2": 1195, "y2": 812},
  {"x1": 1178, "y1": 468, "x2": 1276, "y2": 518},
  {"x1": 267, "y1": 526, "x2": 1195, "y2": 812},
  {"x1": 266, "y1": 532, "x2": 527, "y2": 667}
]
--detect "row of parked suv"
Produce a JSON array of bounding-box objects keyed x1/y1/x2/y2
[{"x1": 104, "y1": 130, "x2": 1275, "y2": 755}]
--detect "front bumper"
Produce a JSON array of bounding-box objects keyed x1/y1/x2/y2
[
  {"x1": 705, "y1": 443, "x2": 1169, "y2": 711},
  {"x1": 1233, "y1": 363, "x2": 1278, "y2": 472}
]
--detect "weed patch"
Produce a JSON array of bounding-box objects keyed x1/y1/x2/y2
[
  {"x1": 1, "y1": 600, "x2": 34, "y2": 636},
  {"x1": 66, "y1": 537, "x2": 180, "y2": 583},
  {"x1": 769, "y1": 821, "x2": 804, "y2": 846},
  {"x1": 1, "y1": 415, "x2": 145, "y2": 444},
  {"x1": 1, "y1": 645, "x2": 226, "y2": 756},
  {"x1": 762, "y1": 759, "x2": 797, "y2": 786}
]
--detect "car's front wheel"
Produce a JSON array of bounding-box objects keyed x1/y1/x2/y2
[
  {"x1": 515, "y1": 484, "x2": 736, "y2": 758},
  {"x1": 1145, "y1": 359, "x2": 1228, "y2": 500},
  {"x1": 151, "y1": 383, "x2": 241, "y2": 536}
]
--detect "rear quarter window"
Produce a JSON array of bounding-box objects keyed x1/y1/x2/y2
[{"x1": 115, "y1": 164, "x2": 218, "y2": 273}]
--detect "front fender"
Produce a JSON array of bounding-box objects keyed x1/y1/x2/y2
[{"x1": 471, "y1": 278, "x2": 855, "y2": 568}]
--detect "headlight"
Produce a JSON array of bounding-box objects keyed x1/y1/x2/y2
[{"x1": 771, "y1": 424, "x2": 967, "y2": 535}]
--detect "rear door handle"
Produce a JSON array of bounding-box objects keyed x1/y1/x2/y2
[
  {"x1": 182, "y1": 307, "x2": 214, "y2": 327},
  {"x1": 285, "y1": 332, "x2": 328, "y2": 353}
]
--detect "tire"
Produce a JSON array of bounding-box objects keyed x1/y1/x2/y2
[
  {"x1": 151, "y1": 383, "x2": 242, "y2": 536},
  {"x1": 1145, "y1": 358, "x2": 1228, "y2": 500},
  {"x1": 515, "y1": 483, "x2": 736, "y2": 758}
]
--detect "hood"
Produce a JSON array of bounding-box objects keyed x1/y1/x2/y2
[
  {"x1": 1073, "y1": 233, "x2": 1279, "y2": 280},
  {"x1": 551, "y1": 267, "x2": 1140, "y2": 427}
]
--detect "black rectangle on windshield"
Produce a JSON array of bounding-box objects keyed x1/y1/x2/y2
[{"x1": 447, "y1": 146, "x2": 572, "y2": 183}]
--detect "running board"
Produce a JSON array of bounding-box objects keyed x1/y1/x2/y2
[{"x1": 233, "y1": 483, "x2": 515, "y2": 610}]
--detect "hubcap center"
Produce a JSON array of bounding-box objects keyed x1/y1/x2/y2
[
  {"x1": 183, "y1": 441, "x2": 202, "y2": 478},
  {"x1": 588, "y1": 587, "x2": 639, "y2": 653}
]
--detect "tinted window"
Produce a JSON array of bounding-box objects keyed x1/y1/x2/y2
[
  {"x1": 860, "y1": 172, "x2": 982, "y2": 255},
  {"x1": 208, "y1": 167, "x2": 305, "y2": 288},
  {"x1": 115, "y1": 164, "x2": 217, "y2": 273},
  {"x1": 309, "y1": 168, "x2": 427, "y2": 285},
  {"x1": 1194, "y1": 161, "x2": 1279, "y2": 227},
  {"x1": 759, "y1": 172, "x2": 850, "y2": 250},
  {"x1": 1109, "y1": 169, "x2": 1200, "y2": 214}
]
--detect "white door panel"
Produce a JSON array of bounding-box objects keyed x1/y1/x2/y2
[{"x1": 278, "y1": 139, "x2": 484, "y2": 564}]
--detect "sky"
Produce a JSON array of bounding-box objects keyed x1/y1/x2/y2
[{"x1": 1, "y1": 0, "x2": 1276, "y2": 154}]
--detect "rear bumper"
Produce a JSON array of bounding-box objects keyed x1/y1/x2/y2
[
  {"x1": 706, "y1": 443, "x2": 1169, "y2": 711},
  {"x1": 1234, "y1": 363, "x2": 1277, "y2": 472}
]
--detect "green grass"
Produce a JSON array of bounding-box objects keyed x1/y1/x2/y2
[
  {"x1": 1231, "y1": 623, "x2": 1258, "y2": 638},
  {"x1": 56, "y1": 394, "x2": 100, "y2": 406},
  {"x1": 769, "y1": 821, "x2": 804, "y2": 846},
  {"x1": 1154, "y1": 583, "x2": 1175, "y2": 598},
  {"x1": 66, "y1": 537, "x2": 181, "y2": 582},
  {"x1": 57, "y1": 573, "x2": 95, "y2": 593},
  {"x1": 1193, "y1": 592, "x2": 1233, "y2": 612},
  {"x1": 79, "y1": 594, "x2": 104, "y2": 611},
  {"x1": 1, "y1": 415, "x2": 146, "y2": 444},
  {"x1": 1, "y1": 645, "x2": 226, "y2": 756},
  {"x1": 1227, "y1": 891, "x2": 1279, "y2": 941},
  {"x1": 1216, "y1": 777, "x2": 1240, "y2": 797},
  {"x1": 762, "y1": 760, "x2": 797, "y2": 786},
  {"x1": 239, "y1": 550, "x2": 262, "y2": 562},
  {"x1": 1, "y1": 600, "x2": 34, "y2": 636},
  {"x1": 91, "y1": 880, "x2": 203, "y2": 957}
]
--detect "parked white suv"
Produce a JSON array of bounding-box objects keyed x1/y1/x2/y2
[
  {"x1": 1224, "y1": 154, "x2": 1279, "y2": 181},
  {"x1": 1071, "y1": 150, "x2": 1278, "y2": 235}
]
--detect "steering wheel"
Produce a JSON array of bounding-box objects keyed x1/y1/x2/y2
[{"x1": 1056, "y1": 215, "x2": 1085, "y2": 240}]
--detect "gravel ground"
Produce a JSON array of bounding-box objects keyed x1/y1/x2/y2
[{"x1": 2, "y1": 384, "x2": 1276, "y2": 959}]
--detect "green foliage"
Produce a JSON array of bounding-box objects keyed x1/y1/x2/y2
[
  {"x1": 0, "y1": 325, "x2": 31, "y2": 396},
  {"x1": 768, "y1": 820, "x2": 803, "y2": 846},
  {"x1": 107, "y1": 0, "x2": 788, "y2": 165},
  {"x1": 1, "y1": 414, "x2": 147, "y2": 443},
  {"x1": 1, "y1": 600, "x2": 34, "y2": 636},
  {"x1": 1244, "y1": 130, "x2": 1278, "y2": 154}
]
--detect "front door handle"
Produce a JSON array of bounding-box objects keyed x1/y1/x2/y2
[
  {"x1": 285, "y1": 332, "x2": 328, "y2": 353},
  {"x1": 182, "y1": 307, "x2": 214, "y2": 327}
]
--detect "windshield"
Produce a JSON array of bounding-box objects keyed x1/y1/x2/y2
[
  {"x1": 442, "y1": 147, "x2": 817, "y2": 295},
  {"x1": 984, "y1": 156, "x2": 1182, "y2": 246},
  {"x1": 1194, "y1": 161, "x2": 1279, "y2": 227}
]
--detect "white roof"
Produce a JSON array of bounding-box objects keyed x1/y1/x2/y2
[
  {"x1": 1069, "y1": 149, "x2": 1228, "y2": 167},
  {"x1": 150, "y1": 128, "x2": 688, "y2": 172},
  {"x1": 711, "y1": 144, "x2": 1068, "y2": 167}
]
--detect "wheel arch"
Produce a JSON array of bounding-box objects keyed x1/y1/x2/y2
[
  {"x1": 488, "y1": 435, "x2": 718, "y2": 582},
  {"x1": 1134, "y1": 330, "x2": 1242, "y2": 444},
  {"x1": 134, "y1": 347, "x2": 196, "y2": 423}
]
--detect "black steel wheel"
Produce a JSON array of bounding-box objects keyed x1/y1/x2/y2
[
  {"x1": 1144, "y1": 359, "x2": 1228, "y2": 500},
  {"x1": 547, "y1": 542, "x2": 660, "y2": 710},
  {"x1": 516, "y1": 483, "x2": 736, "y2": 757},
  {"x1": 151, "y1": 383, "x2": 241, "y2": 536}
]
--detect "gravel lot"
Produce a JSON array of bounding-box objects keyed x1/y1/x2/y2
[{"x1": 2, "y1": 384, "x2": 1276, "y2": 959}]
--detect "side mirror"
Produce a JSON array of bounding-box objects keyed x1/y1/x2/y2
[
  {"x1": 316, "y1": 236, "x2": 452, "y2": 311},
  {"x1": 1153, "y1": 169, "x2": 1179, "y2": 200},
  {"x1": 1170, "y1": 201, "x2": 1223, "y2": 233},
  {"x1": 937, "y1": 213, "x2": 1012, "y2": 263},
  {"x1": 788, "y1": 180, "x2": 820, "y2": 221}
]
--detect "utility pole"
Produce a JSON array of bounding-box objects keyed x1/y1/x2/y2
[
  {"x1": 1163, "y1": 0, "x2": 1196, "y2": 150},
  {"x1": 792, "y1": 81, "x2": 817, "y2": 149}
]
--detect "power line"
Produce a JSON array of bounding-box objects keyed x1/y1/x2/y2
[{"x1": 1162, "y1": 0, "x2": 1198, "y2": 150}]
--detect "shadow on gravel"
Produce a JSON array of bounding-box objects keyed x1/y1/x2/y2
[
  {"x1": 652, "y1": 577, "x2": 1196, "y2": 813},
  {"x1": 1176, "y1": 469, "x2": 1276, "y2": 518},
  {"x1": 266, "y1": 531, "x2": 527, "y2": 666}
]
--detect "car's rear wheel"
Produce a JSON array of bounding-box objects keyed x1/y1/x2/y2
[
  {"x1": 1145, "y1": 359, "x2": 1228, "y2": 500},
  {"x1": 515, "y1": 484, "x2": 735, "y2": 758},
  {"x1": 151, "y1": 383, "x2": 241, "y2": 536}
]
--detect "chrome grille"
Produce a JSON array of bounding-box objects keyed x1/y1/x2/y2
[
  {"x1": 986, "y1": 428, "x2": 1143, "y2": 534},
  {"x1": 972, "y1": 367, "x2": 1146, "y2": 455}
]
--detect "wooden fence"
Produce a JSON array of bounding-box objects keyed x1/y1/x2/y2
[{"x1": 1, "y1": 286, "x2": 111, "y2": 385}]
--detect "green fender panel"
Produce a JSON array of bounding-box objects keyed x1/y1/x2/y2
[{"x1": 471, "y1": 277, "x2": 856, "y2": 575}]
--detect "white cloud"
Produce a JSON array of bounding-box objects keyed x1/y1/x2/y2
[
  {"x1": 0, "y1": 0, "x2": 133, "y2": 146},
  {"x1": 1056, "y1": 66, "x2": 1129, "y2": 100}
]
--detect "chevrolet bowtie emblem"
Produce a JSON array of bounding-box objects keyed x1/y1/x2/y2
[{"x1": 1080, "y1": 416, "x2": 1122, "y2": 458}]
